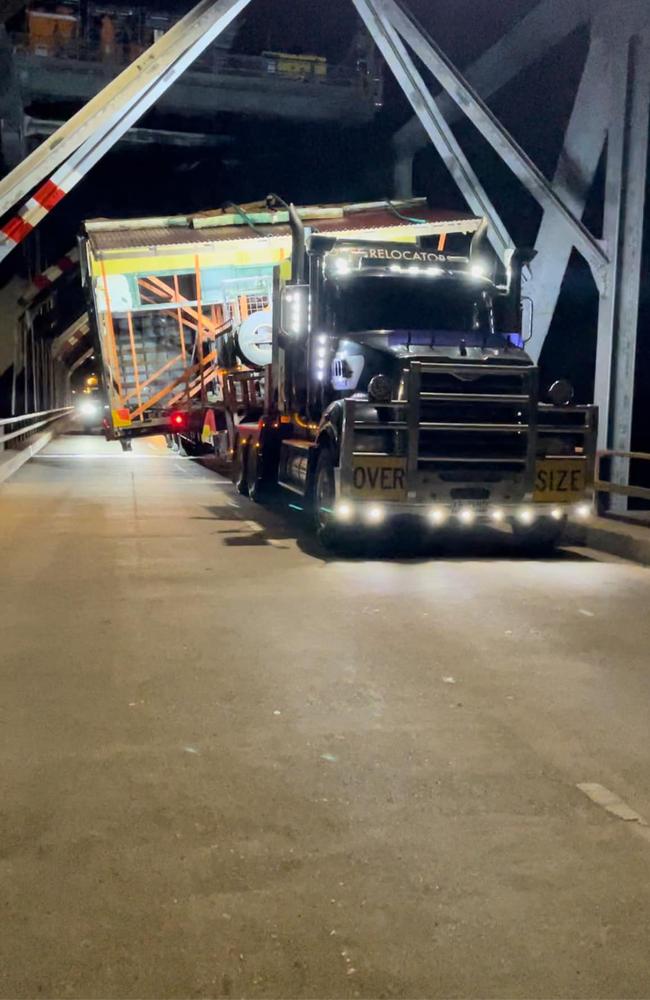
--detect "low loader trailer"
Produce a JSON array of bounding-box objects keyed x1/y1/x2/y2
[{"x1": 82, "y1": 197, "x2": 597, "y2": 549}]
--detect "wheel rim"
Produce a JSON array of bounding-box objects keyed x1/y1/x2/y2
[{"x1": 316, "y1": 464, "x2": 335, "y2": 532}]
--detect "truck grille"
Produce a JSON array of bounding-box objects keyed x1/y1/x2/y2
[{"x1": 412, "y1": 361, "x2": 537, "y2": 477}]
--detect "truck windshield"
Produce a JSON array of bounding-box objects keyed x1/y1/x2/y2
[{"x1": 324, "y1": 274, "x2": 501, "y2": 339}]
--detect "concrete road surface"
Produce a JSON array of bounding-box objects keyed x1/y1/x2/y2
[{"x1": 2, "y1": 435, "x2": 650, "y2": 999}]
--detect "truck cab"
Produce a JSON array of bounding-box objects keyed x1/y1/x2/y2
[{"x1": 237, "y1": 215, "x2": 596, "y2": 548}]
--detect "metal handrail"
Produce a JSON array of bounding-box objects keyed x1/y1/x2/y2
[
  {"x1": 595, "y1": 449, "x2": 650, "y2": 503},
  {"x1": 0, "y1": 407, "x2": 73, "y2": 445}
]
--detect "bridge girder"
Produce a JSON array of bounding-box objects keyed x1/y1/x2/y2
[{"x1": 0, "y1": 0, "x2": 648, "y2": 506}]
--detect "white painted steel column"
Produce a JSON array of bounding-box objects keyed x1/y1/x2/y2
[{"x1": 604, "y1": 30, "x2": 650, "y2": 509}]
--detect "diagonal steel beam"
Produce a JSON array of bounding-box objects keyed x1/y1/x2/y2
[
  {"x1": 379, "y1": 0, "x2": 609, "y2": 280},
  {"x1": 0, "y1": 0, "x2": 252, "y2": 221},
  {"x1": 350, "y1": 0, "x2": 512, "y2": 260},
  {"x1": 393, "y1": 0, "x2": 606, "y2": 155},
  {"x1": 0, "y1": 0, "x2": 253, "y2": 261},
  {"x1": 526, "y1": 12, "x2": 611, "y2": 360}
]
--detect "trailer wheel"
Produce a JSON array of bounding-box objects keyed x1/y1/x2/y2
[
  {"x1": 232, "y1": 438, "x2": 249, "y2": 496},
  {"x1": 313, "y1": 449, "x2": 347, "y2": 549},
  {"x1": 512, "y1": 517, "x2": 565, "y2": 555},
  {"x1": 176, "y1": 435, "x2": 194, "y2": 458},
  {"x1": 247, "y1": 443, "x2": 265, "y2": 503},
  {"x1": 120, "y1": 438, "x2": 133, "y2": 453}
]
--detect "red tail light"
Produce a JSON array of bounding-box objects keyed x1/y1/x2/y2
[{"x1": 169, "y1": 411, "x2": 187, "y2": 429}]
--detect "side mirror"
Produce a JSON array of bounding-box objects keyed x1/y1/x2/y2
[{"x1": 280, "y1": 284, "x2": 310, "y2": 337}]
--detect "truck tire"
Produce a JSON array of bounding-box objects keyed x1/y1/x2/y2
[
  {"x1": 247, "y1": 443, "x2": 265, "y2": 503},
  {"x1": 312, "y1": 448, "x2": 347, "y2": 549},
  {"x1": 512, "y1": 517, "x2": 565, "y2": 555},
  {"x1": 232, "y1": 437, "x2": 249, "y2": 496},
  {"x1": 179, "y1": 432, "x2": 200, "y2": 457},
  {"x1": 120, "y1": 438, "x2": 132, "y2": 453}
]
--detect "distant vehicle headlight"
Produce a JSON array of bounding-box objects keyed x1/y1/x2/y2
[{"x1": 78, "y1": 399, "x2": 99, "y2": 417}]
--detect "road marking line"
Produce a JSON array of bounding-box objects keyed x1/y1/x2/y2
[{"x1": 577, "y1": 782, "x2": 648, "y2": 825}]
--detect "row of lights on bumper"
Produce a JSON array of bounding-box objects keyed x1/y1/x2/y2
[{"x1": 334, "y1": 502, "x2": 592, "y2": 526}]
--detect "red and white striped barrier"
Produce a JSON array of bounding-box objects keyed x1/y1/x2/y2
[
  {"x1": 0, "y1": 0, "x2": 251, "y2": 264},
  {"x1": 18, "y1": 246, "x2": 80, "y2": 306},
  {"x1": 0, "y1": 176, "x2": 71, "y2": 263}
]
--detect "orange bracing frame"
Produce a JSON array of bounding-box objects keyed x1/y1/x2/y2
[
  {"x1": 167, "y1": 359, "x2": 223, "y2": 407},
  {"x1": 117, "y1": 272, "x2": 232, "y2": 420},
  {"x1": 437, "y1": 232, "x2": 447, "y2": 251},
  {"x1": 122, "y1": 353, "x2": 183, "y2": 405},
  {"x1": 129, "y1": 350, "x2": 217, "y2": 420},
  {"x1": 137, "y1": 275, "x2": 229, "y2": 339}
]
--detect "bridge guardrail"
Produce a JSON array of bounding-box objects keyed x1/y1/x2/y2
[
  {"x1": 0, "y1": 407, "x2": 73, "y2": 450},
  {"x1": 595, "y1": 450, "x2": 650, "y2": 511}
]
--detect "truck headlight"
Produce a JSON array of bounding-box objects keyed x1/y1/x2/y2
[
  {"x1": 368, "y1": 374, "x2": 393, "y2": 403},
  {"x1": 335, "y1": 501, "x2": 353, "y2": 521},
  {"x1": 364, "y1": 504, "x2": 384, "y2": 524},
  {"x1": 428, "y1": 507, "x2": 447, "y2": 525},
  {"x1": 548, "y1": 379, "x2": 574, "y2": 405}
]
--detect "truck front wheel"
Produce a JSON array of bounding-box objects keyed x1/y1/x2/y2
[{"x1": 313, "y1": 449, "x2": 346, "y2": 549}]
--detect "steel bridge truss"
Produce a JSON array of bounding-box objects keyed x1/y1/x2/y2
[{"x1": 0, "y1": 0, "x2": 648, "y2": 505}]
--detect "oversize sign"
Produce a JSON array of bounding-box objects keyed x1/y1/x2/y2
[
  {"x1": 533, "y1": 459, "x2": 586, "y2": 502},
  {"x1": 349, "y1": 456, "x2": 407, "y2": 501}
]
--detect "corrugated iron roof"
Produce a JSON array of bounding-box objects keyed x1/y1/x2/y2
[{"x1": 85, "y1": 201, "x2": 480, "y2": 257}]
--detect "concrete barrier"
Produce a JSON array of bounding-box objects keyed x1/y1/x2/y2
[{"x1": 566, "y1": 516, "x2": 650, "y2": 566}]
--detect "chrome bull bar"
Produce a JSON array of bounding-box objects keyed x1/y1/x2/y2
[{"x1": 338, "y1": 361, "x2": 598, "y2": 507}]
